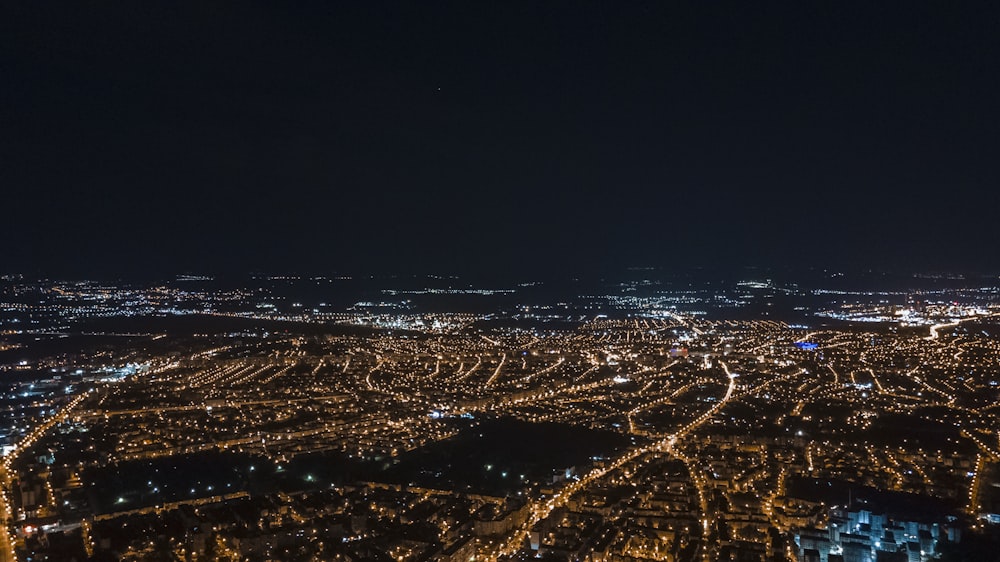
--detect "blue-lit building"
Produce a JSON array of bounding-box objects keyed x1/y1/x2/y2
[{"x1": 795, "y1": 505, "x2": 960, "y2": 562}]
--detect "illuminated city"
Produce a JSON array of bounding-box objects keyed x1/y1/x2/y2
[
  {"x1": 1, "y1": 272, "x2": 999, "y2": 561},
  {"x1": 4, "y1": 2, "x2": 1000, "y2": 561}
]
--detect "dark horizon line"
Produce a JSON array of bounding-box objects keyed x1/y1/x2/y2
[{"x1": 3, "y1": 263, "x2": 999, "y2": 284}]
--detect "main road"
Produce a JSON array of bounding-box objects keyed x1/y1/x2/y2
[
  {"x1": 0, "y1": 465, "x2": 14, "y2": 562},
  {"x1": 486, "y1": 364, "x2": 738, "y2": 560},
  {"x1": 0, "y1": 390, "x2": 92, "y2": 562}
]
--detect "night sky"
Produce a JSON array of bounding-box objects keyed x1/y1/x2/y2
[{"x1": 3, "y1": 2, "x2": 999, "y2": 278}]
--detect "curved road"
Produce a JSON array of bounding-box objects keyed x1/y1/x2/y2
[{"x1": 488, "y1": 364, "x2": 738, "y2": 560}]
